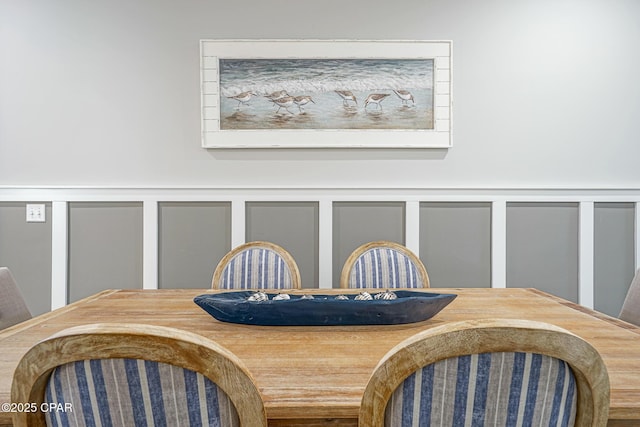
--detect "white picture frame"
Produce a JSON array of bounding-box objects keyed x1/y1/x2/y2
[{"x1": 200, "y1": 39, "x2": 452, "y2": 148}]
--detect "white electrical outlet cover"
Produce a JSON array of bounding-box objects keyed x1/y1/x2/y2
[{"x1": 26, "y1": 204, "x2": 46, "y2": 223}]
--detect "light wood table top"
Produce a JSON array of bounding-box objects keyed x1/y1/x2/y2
[{"x1": 1, "y1": 288, "x2": 639, "y2": 426}]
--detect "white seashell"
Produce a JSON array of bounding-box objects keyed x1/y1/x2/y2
[
  {"x1": 247, "y1": 291, "x2": 268, "y2": 301},
  {"x1": 374, "y1": 290, "x2": 398, "y2": 300},
  {"x1": 300, "y1": 294, "x2": 314, "y2": 299},
  {"x1": 334, "y1": 294, "x2": 349, "y2": 300},
  {"x1": 354, "y1": 291, "x2": 373, "y2": 301},
  {"x1": 273, "y1": 293, "x2": 290, "y2": 300}
]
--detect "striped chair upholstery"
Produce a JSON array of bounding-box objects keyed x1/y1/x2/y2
[
  {"x1": 212, "y1": 241, "x2": 301, "y2": 289},
  {"x1": 341, "y1": 241, "x2": 429, "y2": 289},
  {"x1": 385, "y1": 352, "x2": 576, "y2": 427},
  {"x1": 11, "y1": 324, "x2": 268, "y2": 427},
  {"x1": 358, "y1": 319, "x2": 610, "y2": 427},
  {"x1": 45, "y1": 359, "x2": 240, "y2": 427}
]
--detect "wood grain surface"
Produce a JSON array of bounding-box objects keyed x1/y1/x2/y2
[{"x1": 1, "y1": 288, "x2": 638, "y2": 426}]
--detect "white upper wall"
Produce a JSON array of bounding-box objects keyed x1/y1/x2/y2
[{"x1": 1, "y1": 0, "x2": 639, "y2": 188}]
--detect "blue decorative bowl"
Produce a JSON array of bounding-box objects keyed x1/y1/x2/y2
[{"x1": 194, "y1": 290, "x2": 457, "y2": 326}]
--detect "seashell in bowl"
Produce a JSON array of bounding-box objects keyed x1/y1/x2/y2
[
  {"x1": 334, "y1": 294, "x2": 349, "y2": 300},
  {"x1": 300, "y1": 294, "x2": 315, "y2": 300},
  {"x1": 273, "y1": 293, "x2": 290, "y2": 301},
  {"x1": 247, "y1": 291, "x2": 269, "y2": 301},
  {"x1": 374, "y1": 290, "x2": 398, "y2": 300},
  {"x1": 354, "y1": 291, "x2": 373, "y2": 301}
]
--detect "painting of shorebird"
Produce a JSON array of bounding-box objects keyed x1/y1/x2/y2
[
  {"x1": 364, "y1": 93, "x2": 391, "y2": 110},
  {"x1": 218, "y1": 58, "x2": 434, "y2": 130}
]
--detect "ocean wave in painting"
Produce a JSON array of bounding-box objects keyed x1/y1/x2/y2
[{"x1": 220, "y1": 59, "x2": 433, "y2": 97}]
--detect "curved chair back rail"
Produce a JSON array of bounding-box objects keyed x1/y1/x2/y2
[
  {"x1": 212, "y1": 241, "x2": 302, "y2": 289},
  {"x1": 0, "y1": 267, "x2": 32, "y2": 330},
  {"x1": 619, "y1": 268, "x2": 640, "y2": 326},
  {"x1": 11, "y1": 323, "x2": 267, "y2": 427},
  {"x1": 340, "y1": 241, "x2": 430, "y2": 289},
  {"x1": 358, "y1": 319, "x2": 609, "y2": 427}
]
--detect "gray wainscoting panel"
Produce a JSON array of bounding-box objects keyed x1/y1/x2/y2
[
  {"x1": 68, "y1": 202, "x2": 143, "y2": 303},
  {"x1": 0, "y1": 202, "x2": 52, "y2": 316},
  {"x1": 419, "y1": 202, "x2": 491, "y2": 288},
  {"x1": 246, "y1": 202, "x2": 319, "y2": 289},
  {"x1": 332, "y1": 202, "x2": 405, "y2": 288},
  {"x1": 506, "y1": 203, "x2": 579, "y2": 302},
  {"x1": 159, "y1": 202, "x2": 231, "y2": 289},
  {"x1": 594, "y1": 202, "x2": 635, "y2": 317}
]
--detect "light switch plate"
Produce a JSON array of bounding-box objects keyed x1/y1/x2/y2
[{"x1": 26, "y1": 204, "x2": 46, "y2": 222}]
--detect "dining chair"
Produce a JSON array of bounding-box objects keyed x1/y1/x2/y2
[
  {"x1": 212, "y1": 241, "x2": 302, "y2": 289},
  {"x1": 0, "y1": 267, "x2": 32, "y2": 330},
  {"x1": 619, "y1": 268, "x2": 640, "y2": 326},
  {"x1": 11, "y1": 323, "x2": 268, "y2": 427},
  {"x1": 340, "y1": 241, "x2": 430, "y2": 289},
  {"x1": 359, "y1": 318, "x2": 609, "y2": 427}
]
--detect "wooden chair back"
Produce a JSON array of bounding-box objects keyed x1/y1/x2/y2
[
  {"x1": 620, "y1": 268, "x2": 640, "y2": 326},
  {"x1": 0, "y1": 267, "x2": 32, "y2": 330},
  {"x1": 340, "y1": 241, "x2": 430, "y2": 288},
  {"x1": 359, "y1": 319, "x2": 609, "y2": 427},
  {"x1": 212, "y1": 241, "x2": 301, "y2": 289},
  {"x1": 11, "y1": 323, "x2": 267, "y2": 427}
]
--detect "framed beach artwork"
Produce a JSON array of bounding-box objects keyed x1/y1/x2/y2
[{"x1": 200, "y1": 40, "x2": 452, "y2": 148}]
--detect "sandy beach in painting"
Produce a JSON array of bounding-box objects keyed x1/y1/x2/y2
[{"x1": 219, "y1": 59, "x2": 434, "y2": 130}]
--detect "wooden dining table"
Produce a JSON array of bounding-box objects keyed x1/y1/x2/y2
[{"x1": 1, "y1": 287, "x2": 639, "y2": 426}]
